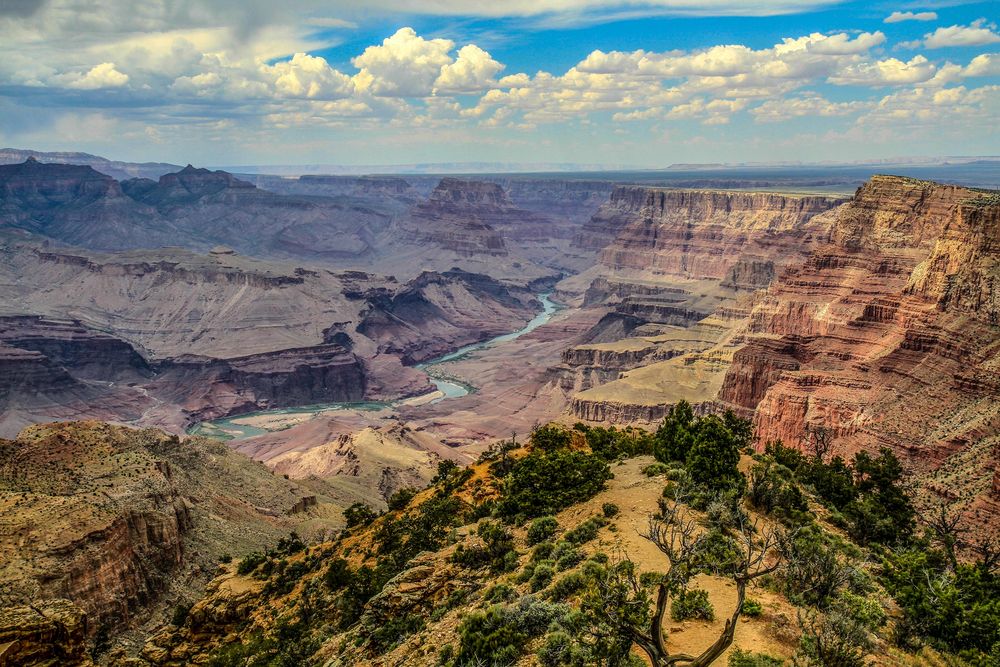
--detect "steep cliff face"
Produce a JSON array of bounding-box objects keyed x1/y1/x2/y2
[
  {"x1": 597, "y1": 187, "x2": 843, "y2": 280},
  {"x1": 399, "y1": 178, "x2": 512, "y2": 256},
  {"x1": 350, "y1": 176, "x2": 420, "y2": 203},
  {"x1": 0, "y1": 421, "x2": 336, "y2": 643},
  {"x1": 717, "y1": 176, "x2": 1000, "y2": 527},
  {"x1": 502, "y1": 179, "x2": 613, "y2": 226},
  {"x1": 153, "y1": 344, "x2": 367, "y2": 423},
  {"x1": 0, "y1": 316, "x2": 153, "y2": 382},
  {"x1": 561, "y1": 188, "x2": 842, "y2": 421}
]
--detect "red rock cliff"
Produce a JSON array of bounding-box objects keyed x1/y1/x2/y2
[
  {"x1": 596, "y1": 187, "x2": 843, "y2": 281},
  {"x1": 718, "y1": 176, "x2": 999, "y2": 528}
]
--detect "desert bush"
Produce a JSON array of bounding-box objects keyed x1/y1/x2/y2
[
  {"x1": 564, "y1": 516, "x2": 606, "y2": 545},
  {"x1": 548, "y1": 571, "x2": 587, "y2": 601},
  {"x1": 728, "y1": 649, "x2": 784, "y2": 667},
  {"x1": 602, "y1": 502, "x2": 620, "y2": 518},
  {"x1": 552, "y1": 541, "x2": 584, "y2": 571},
  {"x1": 740, "y1": 598, "x2": 764, "y2": 618},
  {"x1": 671, "y1": 588, "x2": 715, "y2": 621},
  {"x1": 236, "y1": 551, "x2": 266, "y2": 576},
  {"x1": 528, "y1": 516, "x2": 559, "y2": 545},
  {"x1": 643, "y1": 462, "x2": 671, "y2": 477},
  {"x1": 483, "y1": 583, "x2": 517, "y2": 603},
  {"x1": 343, "y1": 502, "x2": 378, "y2": 528},
  {"x1": 171, "y1": 602, "x2": 191, "y2": 627},
  {"x1": 531, "y1": 562, "x2": 556, "y2": 592},
  {"x1": 387, "y1": 487, "x2": 418, "y2": 511}
]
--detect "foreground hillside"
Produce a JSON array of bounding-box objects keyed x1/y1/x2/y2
[
  {"x1": 0, "y1": 421, "x2": 347, "y2": 664},
  {"x1": 106, "y1": 417, "x2": 998, "y2": 667}
]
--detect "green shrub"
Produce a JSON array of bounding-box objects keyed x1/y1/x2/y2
[
  {"x1": 171, "y1": 602, "x2": 191, "y2": 627},
  {"x1": 528, "y1": 516, "x2": 559, "y2": 545},
  {"x1": 694, "y1": 528, "x2": 742, "y2": 576},
  {"x1": 740, "y1": 598, "x2": 763, "y2": 618},
  {"x1": 387, "y1": 487, "x2": 418, "y2": 511},
  {"x1": 564, "y1": 516, "x2": 606, "y2": 545},
  {"x1": 642, "y1": 462, "x2": 671, "y2": 477},
  {"x1": 530, "y1": 424, "x2": 573, "y2": 452},
  {"x1": 344, "y1": 502, "x2": 378, "y2": 528},
  {"x1": 602, "y1": 502, "x2": 620, "y2": 518},
  {"x1": 457, "y1": 605, "x2": 526, "y2": 666},
  {"x1": 437, "y1": 643, "x2": 455, "y2": 665},
  {"x1": 531, "y1": 562, "x2": 556, "y2": 592},
  {"x1": 548, "y1": 571, "x2": 586, "y2": 601},
  {"x1": 549, "y1": 540, "x2": 584, "y2": 570},
  {"x1": 483, "y1": 583, "x2": 517, "y2": 603},
  {"x1": 671, "y1": 588, "x2": 715, "y2": 621},
  {"x1": 370, "y1": 613, "x2": 425, "y2": 652},
  {"x1": 686, "y1": 415, "x2": 744, "y2": 493},
  {"x1": 236, "y1": 552, "x2": 266, "y2": 576},
  {"x1": 579, "y1": 424, "x2": 654, "y2": 460},
  {"x1": 451, "y1": 520, "x2": 517, "y2": 573},
  {"x1": 653, "y1": 400, "x2": 696, "y2": 463},
  {"x1": 324, "y1": 557, "x2": 351, "y2": 589},
  {"x1": 496, "y1": 448, "x2": 611, "y2": 522},
  {"x1": 537, "y1": 630, "x2": 588, "y2": 666},
  {"x1": 457, "y1": 598, "x2": 571, "y2": 666},
  {"x1": 728, "y1": 649, "x2": 784, "y2": 667},
  {"x1": 531, "y1": 541, "x2": 556, "y2": 563}
]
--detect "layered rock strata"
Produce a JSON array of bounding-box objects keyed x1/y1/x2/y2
[{"x1": 715, "y1": 179, "x2": 999, "y2": 523}]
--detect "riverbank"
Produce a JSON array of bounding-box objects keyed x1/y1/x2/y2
[{"x1": 189, "y1": 293, "x2": 563, "y2": 440}]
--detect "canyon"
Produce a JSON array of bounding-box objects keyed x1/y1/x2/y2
[{"x1": 0, "y1": 153, "x2": 998, "y2": 663}]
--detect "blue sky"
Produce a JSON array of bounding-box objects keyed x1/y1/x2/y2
[{"x1": 0, "y1": 0, "x2": 997, "y2": 168}]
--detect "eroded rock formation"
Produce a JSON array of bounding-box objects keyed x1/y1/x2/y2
[{"x1": 0, "y1": 421, "x2": 334, "y2": 640}]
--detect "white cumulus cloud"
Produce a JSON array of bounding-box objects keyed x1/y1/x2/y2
[
  {"x1": 884, "y1": 11, "x2": 937, "y2": 24},
  {"x1": 434, "y1": 44, "x2": 504, "y2": 94},
  {"x1": 828, "y1": 55, "x2": 936, "y2": 86},
  {"x1": 64, "y1": 62, "x2": 129, "y2": 89},
  {"x1": 351, "y1": 27, "x2": 454, "y2": 97},
  {"x1": 923, "y1": 19, "x2": 1000, "y2": 49}
]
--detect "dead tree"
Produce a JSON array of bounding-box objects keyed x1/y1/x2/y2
[
  {"x1": 594, "y1": 502, "x2": 787, "y2": 667},
  {"x1": 919, "y1": 502, "x2": 968, "y2": 571},
  {"x1": 803, "y1": 425, "x2": 834, "y2": 462}
]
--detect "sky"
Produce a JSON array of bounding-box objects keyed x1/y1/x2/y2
[{"x1": 0, "y1": 0, "x2": 997, "y2": 168}]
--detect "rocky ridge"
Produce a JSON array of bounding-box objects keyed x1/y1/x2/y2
[{"x1": 0, "y1": 421, "x2": 339, "y2": 651}]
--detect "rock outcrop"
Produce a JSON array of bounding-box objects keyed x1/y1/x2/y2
[
  {"x1": 0, "y1": 421, "x2": 336, "y2": 646},
  {"x1": 0, "y1": 599, "x2": 92, "y2": 666},
  {"x1": 0, "y1": 160, "x2": 389, "y2": 260},
  {"x1": 399, "y1": 178, "x2": 513, "y2": 257}
]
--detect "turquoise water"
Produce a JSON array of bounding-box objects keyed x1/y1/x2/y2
[{"x1": 189, "y1": 292, "x2": 562, "y2": 440}]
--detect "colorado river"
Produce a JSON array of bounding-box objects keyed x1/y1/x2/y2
[{"x1": 189, "y1": 292, "x2": 562, "y2": 440}]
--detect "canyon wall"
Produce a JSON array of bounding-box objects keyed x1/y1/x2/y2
[
  {"x1": 596, "y1": 187, "x2": 844, "y2": 280},
  {"x1": 716, "y1": 176, "x2": 999, "y2": 525},
  {"x1": 565, "y1": 187, "x2": 844, "y2": 421}
]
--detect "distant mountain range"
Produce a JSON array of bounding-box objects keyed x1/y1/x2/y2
[
  {"x1": 0, "y1": 148, "x2": 182, "y2": 181},
  {"x1": 7, "y1": 147, "x2": 999, "y2": 181}
]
